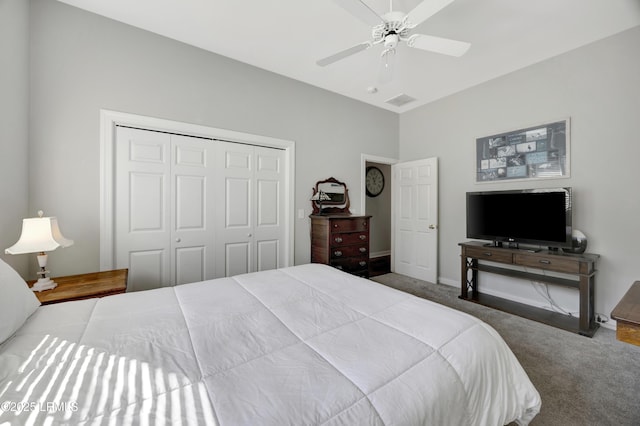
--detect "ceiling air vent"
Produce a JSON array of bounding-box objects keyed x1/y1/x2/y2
[{"x1": 385, "y1": 93, "x2": 416, "y2": 107}]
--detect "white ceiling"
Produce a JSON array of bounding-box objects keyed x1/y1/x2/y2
[{"x1": 57, "y1": 0, "x2": 640, "y2": 113}]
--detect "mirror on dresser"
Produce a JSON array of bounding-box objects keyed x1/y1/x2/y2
[{"x1": 310, "y1": 177, "x2": 350, "y2": 215}]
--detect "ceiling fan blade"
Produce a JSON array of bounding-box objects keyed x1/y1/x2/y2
[
  {"x1": 406, "y1": 0, "x2": 455, "y2": 27},
  {"x1": 378, "y1": 49, "x2": 396, "y2": 85},
  {"x1": 316, "y1": 42, "x2": 371, "y2": 67},
  {"x1": 407, "y1": 34, "x2": 470, "y2": 57},
  {"x1": 332, "y1": 0, "x2": 384, "y2": 27}
]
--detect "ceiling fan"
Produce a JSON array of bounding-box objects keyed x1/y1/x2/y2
[{"x1": 317, "y1": 0, "x2": 470, "y2": 81}]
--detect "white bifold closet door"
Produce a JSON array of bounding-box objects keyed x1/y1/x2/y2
[
  {"x1": 115, "y1": 127, "x2": 286, "y2": 292},
  {"x1": 214, "y1": 141, "x2": 285, "y2": 277}
]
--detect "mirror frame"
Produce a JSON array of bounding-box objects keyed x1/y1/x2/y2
[{"x1": 311, "y1": 177, "x2": 350, "y2": 215}]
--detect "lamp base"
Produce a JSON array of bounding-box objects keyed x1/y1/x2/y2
[{"x1": 31, "y1": 277, "x2": 57, "y2": 292}]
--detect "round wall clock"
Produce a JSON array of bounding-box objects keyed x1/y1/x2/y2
[{"x1": 366, "y1": 166, "x2": 385, "y2": 197}]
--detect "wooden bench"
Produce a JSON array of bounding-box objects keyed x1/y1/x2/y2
[{"x1": 611, "y1": 281, "x2": 640, "y2": 346}]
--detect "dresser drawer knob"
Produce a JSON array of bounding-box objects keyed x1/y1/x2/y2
[
  {"x1": 359, "y1": 235, "x2": 367, "y2": 241},
  {"x1": 539, "y1": 259, "x2": 551, "y2": 265},
  {"x1": 334, "y1": 250, "x2": 343, "y2": 257},
  {"x1": 334, "y1": 224, "x2": 339, "y2": 228},
  {"x1": 483, "y1": 252, "x2": 492, "y2": 256},
  {"x1": 359, "y1": 261, "x2": 367, "y2": 267},
  {"x1": 334, "y1": 237, "x2": 343, "y2": 243},
  {"x1": 359, "y1": 247, "x2": 367, "y2": 253}
]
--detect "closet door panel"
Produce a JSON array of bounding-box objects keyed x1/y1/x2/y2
[
  {"x1": 215, "y1": 142, "x2": 254, "y2": 278},
  {"x1": 115, "y1": 127, "x2": 171, "y2": 291},
  {"x1": 128, "y1": 250, "x2": 165, "y2": 292},
  {"x1": 175, "y1": 246, "x2": 205, "y2": 285},
  {"x1": 253, "y1": 147, "x2": 286, "y2": 271},
  {"x1": 257, "y1": 240, "x2": 279, "y2": 271},
  {"x1": 226, "y1": 178, "x2": 251, "y2": 228},
  {"x1": 171, "y1": 135, "x2": 216, "y2": 284},
  {"x1": 225, "y1": 242, "x2": 250, "y2": 277}
]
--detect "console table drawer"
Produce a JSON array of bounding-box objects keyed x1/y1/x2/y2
[
  {"x1": 464, "y1": 246, "x2": 513, "y2": 263},
  {"x1": 514, "y1": 254, "x2": 579, "y2": 273}
]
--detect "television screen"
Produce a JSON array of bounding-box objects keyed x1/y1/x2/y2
[{"x1": 466, "y1": 188, "x2": 572, "y2": 248}]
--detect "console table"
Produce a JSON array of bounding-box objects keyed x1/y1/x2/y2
[{"x1": 459, "y1": 241, "x2": 600, "y2": 337}]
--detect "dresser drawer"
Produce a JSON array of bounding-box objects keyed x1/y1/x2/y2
[
  {"x1": 331, "y1": 218, "x2": 369, "y2": 233},
  {"x1": 464, "y1": 246, "x2": 513, "y2": 264},
  {"x1": 330, "y1": 245, "x2": 368, "y2": 259},
  {"x1": 331, "y1": 258, "x2": 368, "y2": 273},
  {"x1": 514, "y1": 254, "x2": 579, "y2": 274},
  {"x1": 330, "y1": 232, "x2": 368, "y2": 247}
]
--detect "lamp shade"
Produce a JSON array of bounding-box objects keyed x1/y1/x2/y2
[{"x1": 5, "y1": 215, "x2": 74, "y2": 255}]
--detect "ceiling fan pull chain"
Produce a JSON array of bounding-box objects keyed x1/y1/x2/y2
[{"x1": 382, "y1": 48, "x2": 395, "y2": 67}]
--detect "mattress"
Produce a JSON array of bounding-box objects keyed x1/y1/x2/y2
[{"x1": 0, "y1": 264, "x2": 540, "y2": 425}]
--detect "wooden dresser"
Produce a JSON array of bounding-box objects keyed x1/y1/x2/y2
[{"x1": 310, "y1": 215, "x2": 371, "y2": 278}]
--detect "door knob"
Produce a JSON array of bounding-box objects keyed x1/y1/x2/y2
[
  {"x1": 176, "y1": 238, "x2": 181, "y2": 242},
  {"x1": 429, "y1": 224, "x2": 437, "y2": 230},
  {"x1": 248, "y1": 233, "x2": 252, "y2": 237}
]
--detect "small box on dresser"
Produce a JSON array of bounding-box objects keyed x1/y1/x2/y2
[{"x1": 310, "y1": 215, "x2": 371, "y2": 278}]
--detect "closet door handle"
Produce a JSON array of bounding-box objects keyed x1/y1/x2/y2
[{"x1": 176, "y1": 238, "x2": 181, "y2": 243}]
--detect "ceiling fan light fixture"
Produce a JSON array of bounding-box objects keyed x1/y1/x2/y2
[
  {"x1": 384, "y1": 33, "x2": 399, "y2": 49},
  {"x1": 318, "y1": 0, "x2": 470, "y2": 68}
]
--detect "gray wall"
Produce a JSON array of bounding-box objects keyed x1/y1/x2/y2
[
  {"x1": 0, "y1": 0, "x2": 30, "y2": 275},
  {"x1": 400, "y1": 26, "x2": 640, "y2": 323},
  {"x1": 26, "y1": 0, "x2": 398, "y2": 276}
]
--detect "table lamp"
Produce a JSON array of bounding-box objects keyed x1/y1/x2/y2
[{"x1": 5, "y1": 210, "x2": 74, "y2": 292}]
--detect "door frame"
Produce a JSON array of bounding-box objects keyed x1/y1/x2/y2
[
  {"x1": 360, "y1": 154, "x2": 398, "y2": 268},
  {"x1": 99, "y1": 109, "x2": 296, "y2": 271}
]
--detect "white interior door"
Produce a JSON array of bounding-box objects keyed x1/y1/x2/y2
[
  {"x1": 171, "y1": 135, "x2": 216, "y2": 285},
  {"x1": 214, "y1": 141, "x2": 286, "y2": 277},
  {"x1": 253, "y1": 146, "x2": 286, "y2": 272},
  {"x1": 392, "y1": 157, "x2": 438, "y2": 283},
  {"x1": 115, "y1": 127, "x2": 172, "y2": 291},
  {"x1": 116, "y1": 128, "x2": 217, "y2": 290}
]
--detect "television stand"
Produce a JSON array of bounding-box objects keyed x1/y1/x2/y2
[
  {"x1": 483, "y1": 242, "x2": 541, "y2": 252},
  {"x1": 459, "y1": 241, "x2": 600, "y2": 337}
]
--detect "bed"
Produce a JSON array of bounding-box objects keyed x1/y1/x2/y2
[{"x1": 0, "y1": 261, "x2": 540, "y2": 425}]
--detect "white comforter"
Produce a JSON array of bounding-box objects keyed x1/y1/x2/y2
[{"x1": 0, "y1": 264, "x2": 540, "y2": 425}]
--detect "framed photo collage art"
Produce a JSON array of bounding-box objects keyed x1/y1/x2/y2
[{"x1": 475, "y1": 119, "x2": 570, "y2": 183}]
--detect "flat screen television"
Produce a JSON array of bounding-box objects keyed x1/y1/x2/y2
[{"x1": 466, "y1": 187, "x2": 572, "y2": 249}]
